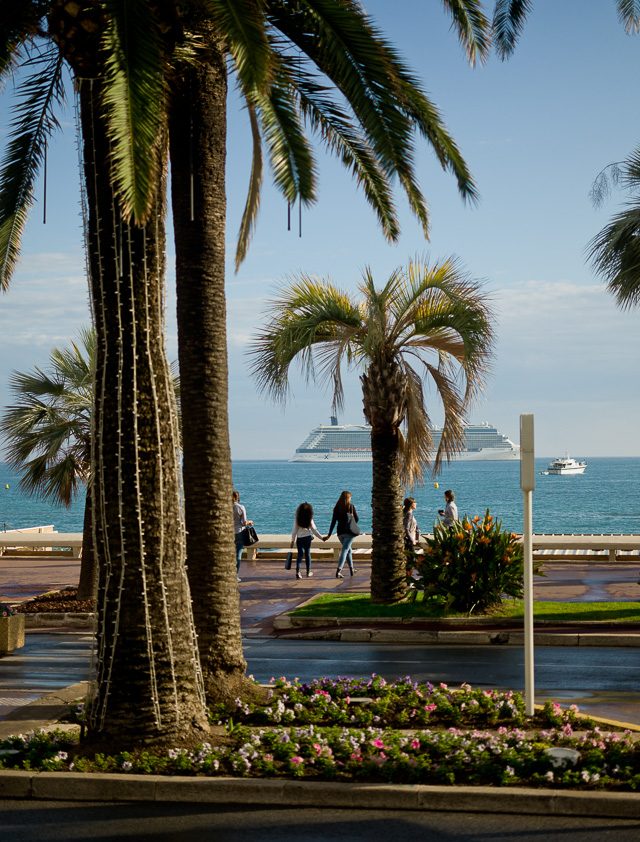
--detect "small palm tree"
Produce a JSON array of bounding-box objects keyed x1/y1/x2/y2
[
  {"x1": 250, "y1": 257, "x2": 495, "y2": 603},
  {"x1": 0, "y1": 329, "x2": 95, "y2": 599}
]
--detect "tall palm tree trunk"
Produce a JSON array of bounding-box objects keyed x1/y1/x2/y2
[
  {"x1": 77, "y1": 77, "x2": 208, "y2": 746},
  {"x1": 370, "y1": 429, "x2": 406, "y2": 603},
  {"x1": 77, "y1": 492, "x2": 96, "y2": 600},
  {"x1": 169, "y1": 31, "x2": 247, "y2": 702}
]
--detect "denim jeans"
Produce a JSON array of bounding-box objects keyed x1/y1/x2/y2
[
  {"x1": 235, "y1": 534, "x2": 245, "y2": 573},
  {"x1": 337, "y1": 533, "x2": 356, "y2": 572},
  {"x1": 296, "y1": 535, "x2": 312, "y2": 573}
]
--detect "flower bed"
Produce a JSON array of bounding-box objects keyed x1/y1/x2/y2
[
  {"x1": 210, "y1": 676, "x2": 593, "y2": 732},
  {"x1": 2, "y1": 677, "x2": 639, "y2": 791},
  {"x1": 1, "y1": 720, "x2": 639, "y2": 791}
]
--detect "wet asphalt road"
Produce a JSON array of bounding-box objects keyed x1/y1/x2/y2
[{"x1": 2, "y1": 632, "x2": 639, "y2": 726}]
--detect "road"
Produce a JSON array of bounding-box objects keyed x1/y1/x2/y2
[
  {"x1": 1, "y1": 800, "x2": 639, "y2": 841},
  {"x1": 243, "y1": 637, "x2": 640, "y2": 724}
]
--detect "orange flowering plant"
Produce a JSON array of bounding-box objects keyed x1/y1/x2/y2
[{"x1": 407, "y1": 509, "x2": 543, "y2": 614}]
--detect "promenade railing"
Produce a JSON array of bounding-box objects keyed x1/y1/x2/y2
[{"x1": 1, "y1": 531, "x2": 638, "y2": 564}]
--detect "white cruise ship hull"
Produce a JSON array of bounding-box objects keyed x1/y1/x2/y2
[{"x1": 291, "y1": 446, "x2": 520, "y2": 463}]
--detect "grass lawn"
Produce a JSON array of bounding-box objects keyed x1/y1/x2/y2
[{"x1": 290, "y1": 593, "x2": 640, "y2": 623}]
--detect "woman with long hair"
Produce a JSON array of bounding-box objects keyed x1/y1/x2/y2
[
  {"x1": 403, "y1": 496, "x2": 419, "y2": 549},
  {"x1": 232, "y1": 490, "x2": 253, "y2": 582},
  {"x1": 326, "y1": 490, "x2": 360, "y2": 578},
  {"x1": 291, "y1": 501, "x2": 325, "y2": 579}
]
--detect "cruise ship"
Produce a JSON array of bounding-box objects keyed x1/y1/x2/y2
[{"x1": 291, "y1": 418, "x2": 520, "y2": 462}]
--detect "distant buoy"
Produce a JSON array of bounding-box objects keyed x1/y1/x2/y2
[
  {"x1": 4, "y1": 485, "x2": 8, "y2": 490},
  {"x1": 434, "y1": 482, "x2": 439, "y2": 489}
]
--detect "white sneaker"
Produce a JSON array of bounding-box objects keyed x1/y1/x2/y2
[
  {"x1": 296, "y1": 572, "x2": 302, "y2": 579},
  {"x1": 307, "y1": 571, "x2": 313, "y2": 577},
  {"x1": 237, "y1": 576, "x2": 241, "y2": 582}
]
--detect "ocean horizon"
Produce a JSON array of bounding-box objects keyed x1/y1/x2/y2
[{"x1": 1, "y1": 457, "x2": 639, "y2": 536}]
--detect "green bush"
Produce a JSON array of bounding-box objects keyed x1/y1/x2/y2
[{"x1": 408, "y1": 509, "x2": 543, "y2": 614}]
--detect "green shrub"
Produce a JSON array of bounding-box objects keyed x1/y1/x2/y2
[{"x1": 409, "y1": 509, "x2": 543, "y2": 614}]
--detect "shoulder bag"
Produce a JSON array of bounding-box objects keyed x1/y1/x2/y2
[
  {"x1": 242, "y1": 525, "x2": 259, "y2": 546},
  {"x1": 345, "y1": 512, "x2": 360, "y2": 536}
]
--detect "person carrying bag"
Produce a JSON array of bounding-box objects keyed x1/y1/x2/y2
[{"x1": 326, "y1": 490, "x2": 360, "y2": 578}]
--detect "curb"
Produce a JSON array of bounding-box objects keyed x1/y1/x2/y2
[
  {"x1": 274, "y1": 621, "x2": 640, "y2": 647},
  {"x1": 0, "y1": 682, "x2": 90, "y2": 740},
  {"x1": 0, "y1": 771, "x2": 639, "y2": 817},
  {"x1": 22, "y1": 614, "x2": 95, "y2": 629}
]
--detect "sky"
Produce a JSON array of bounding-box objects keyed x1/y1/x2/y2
[{"x1": 1, "y1": 1, "x2": 640, "y2": 460}]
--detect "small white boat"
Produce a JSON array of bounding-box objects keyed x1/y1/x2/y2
[{"x1": 543, "y1": 453, "x2": 587, "y2": 475}]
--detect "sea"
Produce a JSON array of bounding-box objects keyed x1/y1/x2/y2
[{"x1": 1, "y1": 458, "x2": 639, "y2": 536}]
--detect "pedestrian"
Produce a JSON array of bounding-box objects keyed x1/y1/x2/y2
[
  {"x1": 438, "y1": 489, "x2": 458, "y2": 527},
  {"x1": 327, "y1": 490, "x2": 360, "y2": 578},
  {"x1": 403, "y1": 496, "x2": 420, "y2": 548},
  {"x1": 232, "y1": 490, "x2": 253, "y2": 582},
  {"x1": 291, "y1": 502, "x2": 325, "y2": 579}
]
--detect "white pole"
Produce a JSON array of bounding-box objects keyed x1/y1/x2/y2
[{"x1": 520, "y1": 414, "x2": 535, "y2": 717}]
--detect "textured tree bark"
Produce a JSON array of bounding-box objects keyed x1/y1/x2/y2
[
  {"x1": 76, "y1": 492, "x2": 96, "y2": 600},
  {"x1": 169, "y1": 31, "x2": 247, "y2": 702},
  {"x1": 369, "y1": 428, "x2": 407, "y2": 603},
  {"x1": 77, "y1": 77, "x2": 208, "y2": 747}
]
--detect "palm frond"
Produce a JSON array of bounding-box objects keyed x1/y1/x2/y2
[
  {"x1": 0, "y1": 1, "x2": 43, "y2": 86},
  {"x1": 249, "y1": 275, "x2": 361, "y2": 402},
  {"x1": 617, "y1": 0, "x2": 640, "y2": 33},
  {"x1": 292, "y1": 65, "x2": 399, "y2": 242},
  {"x1": 492, "y1": 0, "x2": 533, "y2": 60},
  {"x1": 102, "y1": 0, "x2": 167, "y2": 223},
  {"x1": 0, "y1": 48, "x2": 64, "y2": 291},
  {"x1": 441, "y1": 0, "x2": 491, "y2": 67},
  {"x1": 588, "y1": 202, "x2": 640, "y2": 310},
  {"x1": 398, "y1": 360, "x2": 433, "y2": 487},
  {"x1": 235, "y1": 96, "x2": 264, "y2": 269},
  {"x1": 267, "y1": 1, "x2": 441, "y2": 234},
  {"x1": 254, "y1": 78, "x2": 316, "y2": 205}
]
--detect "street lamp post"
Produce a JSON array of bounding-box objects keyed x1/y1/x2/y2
[{"x1": 520, "y1": 413, "x2": 535, "y2": 716}]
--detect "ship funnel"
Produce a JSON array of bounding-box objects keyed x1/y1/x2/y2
[{"x1": 330, "y1": 416, "x2": 338, "y2": 426}]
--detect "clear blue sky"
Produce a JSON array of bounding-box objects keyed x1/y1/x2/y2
[{"x1": 1, "y1": 1, "x2": 639, "y2": 460}]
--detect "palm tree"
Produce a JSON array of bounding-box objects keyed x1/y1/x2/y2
[
  {"x1": 169, "y1": 0, "x2": 499, "y2": 698},
  {"x1": 0, "y1": 2, "x2": 208, "y2": 748},
  {"x1": 249, "y1": 257, "x2": 495, "y2": 603},
  {"x1": 0, "y1": 329, "x2": 97, "y2": 600}
]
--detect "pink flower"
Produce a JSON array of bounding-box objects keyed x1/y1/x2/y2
[
  {"x1": 371, "y1": 753, "x2": 387, "y2": 766},
  {"x1": 290, "y1": 756, "x2": 304, "y2": 767},
  {"x1": 424, "y1": 704, "x2": 437, "y2": 712},
  {"x1": 411, "y1": 739, "x2": 420, "y2": 749},
  {"x1": 371, "y1": 738, "x2": 385, "y2": 749}
]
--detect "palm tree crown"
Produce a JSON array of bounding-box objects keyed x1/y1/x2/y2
[
  {"x1": 1, "y1": 328, "x2": 94, "y2": 505},
  {"x1": 251, "y1": 257, "x2": 495, "y2": 485}
]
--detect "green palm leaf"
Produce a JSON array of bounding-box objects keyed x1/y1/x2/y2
[
  {"x1": 441, "y1": 0, "x2": 491, "y2": 67},
  {"x1": 0, "y1": 48, "x2": 64, "y2": 291},
  {"x1": 617, "y1": 0, "x2": 640, "y2": 33},
  {"x1": 492, "y1": 0, "x2": 533, "y2": 59},
  {"x1": 235, "y1": 97, "x2": 264, "y2": 268},
  {"x1": 102, "y1": 0, "x2": 167, "y2": 223}
]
